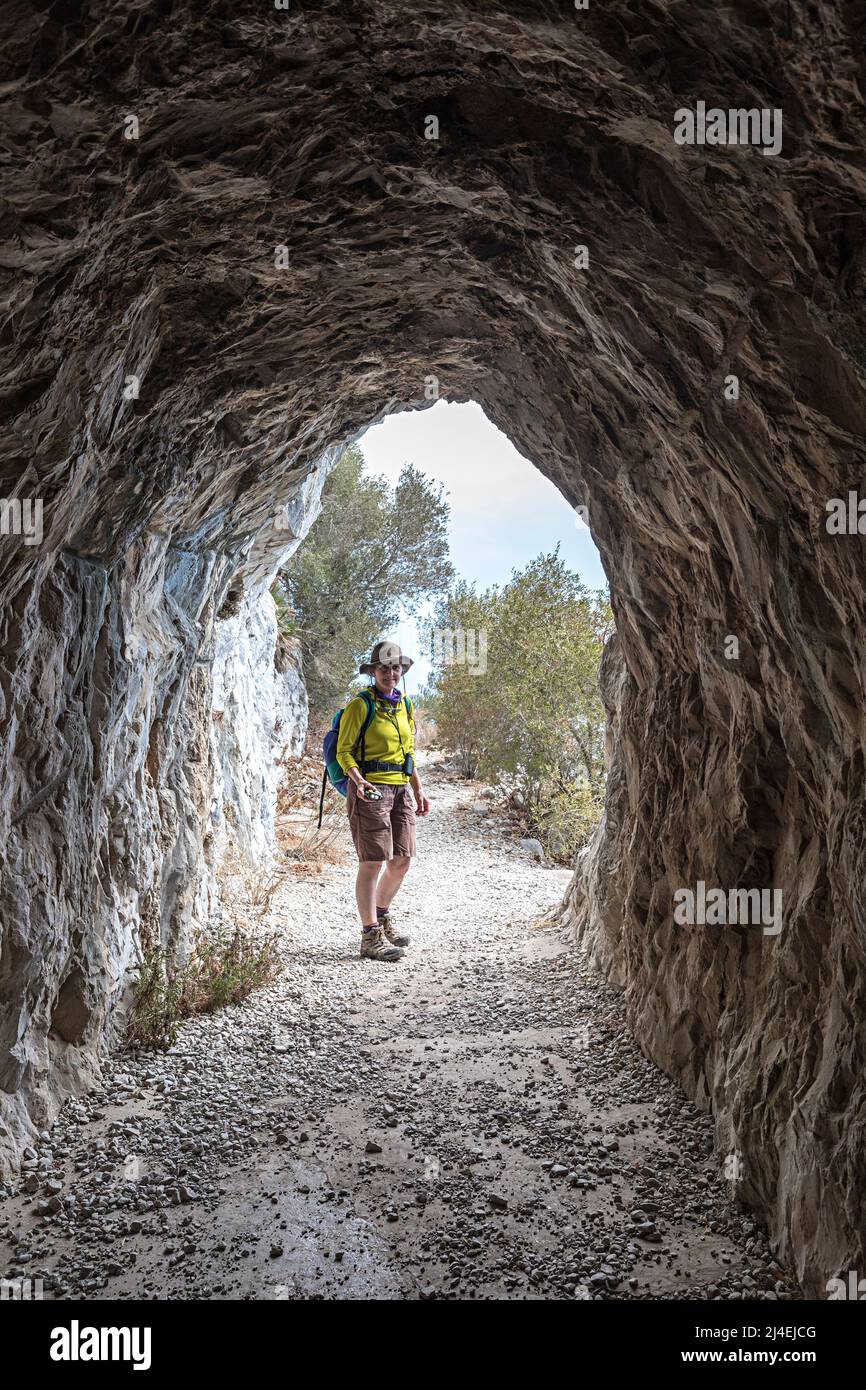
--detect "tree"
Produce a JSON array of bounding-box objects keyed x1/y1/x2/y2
[
  {"x1": 276, "y1": 445, "x2": 453, "y2": 721},
  {"x1": 424, "y1": 581, "x2": 500, "y2": 777},
  {"x1": 428, "y1": 549, "x2": 613, "y2": 861}
]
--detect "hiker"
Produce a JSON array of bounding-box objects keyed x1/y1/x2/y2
[{"x1": 336, "y1": 641, "x2": 430, "y2": 962}]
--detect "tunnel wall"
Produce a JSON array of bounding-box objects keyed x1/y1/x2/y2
[
  {"x1": 2, "y1": 0, "x2": 865, "y2": 1293},
  {"x1": 0, "y1": 489, "x2": 323, "y2": 1180},
  {"x1": 210, "y1": 583, "x2": 310, "y2": 864}
]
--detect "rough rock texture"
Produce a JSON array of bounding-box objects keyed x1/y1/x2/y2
[
  {"x1": 0, "y1": 518, "x2": 323, "y2": 1182},
  {"x1": 0, "y1": 761, "x2": 803, "y2": 1303},
  {"x1": 2, "y1": 0, "x2": 866, "y2": 1294},
  {"x1": 211, "y1": 586, "x2": 310, "y2": 863}
]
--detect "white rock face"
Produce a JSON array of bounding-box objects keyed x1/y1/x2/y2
[
  {"x1": 0, "y1": 461, "x2": 327, "y2": 1184},
  {"x1": 211, "y1": 586, "x2": 308, "y2": 863}
]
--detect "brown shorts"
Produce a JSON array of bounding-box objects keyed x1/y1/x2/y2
[{"x1": 347, "y1": 782, "x2": 417, "y2": 862}]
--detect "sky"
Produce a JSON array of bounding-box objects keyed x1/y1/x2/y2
[{"x1": 357, "y1": 400, "x2": 607, "y2": 691}]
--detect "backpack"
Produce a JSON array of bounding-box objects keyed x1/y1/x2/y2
[{"x1": 317, "y1": 690, "x2": 413, "y2": 827}]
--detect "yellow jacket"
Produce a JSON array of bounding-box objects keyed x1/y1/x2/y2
[{"x1": 336, "y1": 690, "x2": 415, "y2": 784}]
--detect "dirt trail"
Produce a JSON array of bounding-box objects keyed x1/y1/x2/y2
[{"x1": 0, "y1": 759, "x2": 801, "y2": 1300}]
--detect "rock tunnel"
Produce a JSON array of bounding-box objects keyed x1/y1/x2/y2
[{"x1": 1, "y1": 0, "x2": 865, "y2": 1298}]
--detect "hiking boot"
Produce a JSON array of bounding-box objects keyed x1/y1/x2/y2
[
  {"x1": 379, "y1": 910, "x2": 410, "y2": 947},
  {"x1": 360, "y1": 927, "x2": 404, "y2": 962}
]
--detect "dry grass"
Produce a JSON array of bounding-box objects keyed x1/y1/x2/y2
[
  {"x1": 126, "y1": 838, "x2": 290, "y2": 1048},
  {"x1": 274, "y1": 750, "x2": 349, "y2": 868},
  {"x1": 247, "y1": 864, "x2": 290, "y2": 912},
  {"x1": 283, "y1": 860, "x2": 326, "y2": 878},
  {"x1": 410, "y1": 704, "x2": 437, "y2": 749},
  {"x1": 276, "y1": 813, "x2": 347, "y2": 869},
  {"x1": 275, "y1": 751, "x2": 323, "y2": 815},
  {"x1": 218, "y1": 845, "x2": 294, "y2": 919},
  {"x1": 126, "y1": 925, "x2": 281, "y2": 1051}
]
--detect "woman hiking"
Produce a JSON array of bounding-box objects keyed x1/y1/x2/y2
[{"x1": 337, "y1": 640, "x2": 430, "y2": 962}]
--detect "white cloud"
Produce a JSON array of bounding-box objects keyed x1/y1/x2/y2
[
  {"x1": 357, "y1": 400, "x2": 607, "y2": 692},
  {"x1": 359, "y1": 401, "x2": 556, "y2": 513}
]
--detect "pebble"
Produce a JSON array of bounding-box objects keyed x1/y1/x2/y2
[{"x1": 0, "y1": 758, "x2": 801, "y2": 1303}]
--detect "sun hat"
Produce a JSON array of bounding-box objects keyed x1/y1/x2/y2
[{"x1": 359, "y1": 639, "x2": 414, "y2": 675}]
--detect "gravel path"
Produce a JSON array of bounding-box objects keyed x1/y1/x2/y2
[{"x1": 0, "y1": 758, "x2": 802, "y2": 1300}]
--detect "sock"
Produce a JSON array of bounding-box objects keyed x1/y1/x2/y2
[
  {"x1": 362, "y1": 923, "x2": 379, "y2": 933},
  {"x1": 376, "y1": 905, "x2": 389, "y2": 919}
]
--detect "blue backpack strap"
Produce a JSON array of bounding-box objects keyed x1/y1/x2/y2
[
  {"x1": 358, "y1": 687, "x2": 377, "y2": 733},
  {"x1": 319, "y1": 691, "x2": 383, "y2": 827}
]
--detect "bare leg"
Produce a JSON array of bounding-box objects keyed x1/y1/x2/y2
[
  {"x1": 375, "y1": 854, "x2": 411, "y2": 911},
  {"x1": 355, "y1": 861, "x2": 383, "y2": 925}
]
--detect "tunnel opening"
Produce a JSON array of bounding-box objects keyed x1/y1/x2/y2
[{"x1": 352, "y1": 396, "x2": 610, "y2": 687}]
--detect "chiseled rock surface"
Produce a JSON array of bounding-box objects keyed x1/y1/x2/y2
[
  {"x1": 211, "y1": 586, "x2": 309, "y2": 863},
  {"x1": 0, "y1": 523, "x2": 323, "y2": 1186},
  {"x1": 1, "y1": 0, "x2": 865, "y2": 1293}
]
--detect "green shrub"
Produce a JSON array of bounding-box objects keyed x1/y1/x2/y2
[
  {"x1": 178, "y1": 926, "x2": 279, "y2": 1017},
  {"x1": 533, "y1": 779, "x2": 603, "y2": 864},
  {"x1": 126, "y1": 946, "x2": 186, "y2": 1051},
  {"x1": 429, "y1": 550, "x2": 613, "y2": 858},
  {"x1": 126, "y1": 927, "x2": 280, "y2": 1051},
  {"x1": 279, "y1": 444, "x2": 453, "y2": 721}
]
